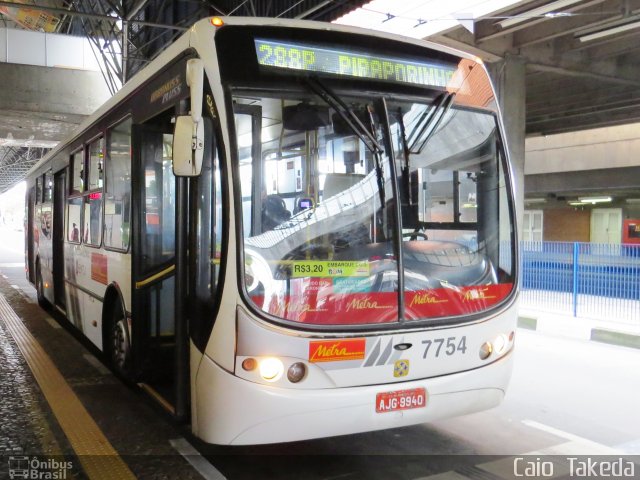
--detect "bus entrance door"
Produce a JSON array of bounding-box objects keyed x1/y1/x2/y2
[
  {"x1": 132, "y1": 122, "x2": 180, "y2": 412},
  {"x1": 53, "y1": 171, "x2": 66, "y2": 309}
]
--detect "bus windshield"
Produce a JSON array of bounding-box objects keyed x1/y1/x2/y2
[
  {"x1": 233, "y1": 83, "x2": 515, "y2": 327},
  {"x1": 219, "y1": 29, "x2": 516, "y2": 328}
]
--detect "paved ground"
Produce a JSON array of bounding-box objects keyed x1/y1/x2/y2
[
  {"x1": 1, "y1": 226, "x2": 639, "y2": 480},
  {"x1": 0, "y1": 273, "x2": 203, "y2": 479}
]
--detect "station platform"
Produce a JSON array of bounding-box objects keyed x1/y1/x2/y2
[{"x1": 0, "y1": 273, "x2": 205, "y2": 479}]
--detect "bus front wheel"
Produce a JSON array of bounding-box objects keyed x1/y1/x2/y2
[{"x1": 107, "y1": 302, "x2": 131, "y2": 378}]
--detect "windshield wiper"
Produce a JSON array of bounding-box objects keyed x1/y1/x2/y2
[
  {"x1": 406, "y1": 92, "x2": 455, "y2": 154},
  {"x1": 305, "y1": 77, "x2": 387, "y2": 209},
  {"x1": 305, "y1": 77, "x2": 383, "y2": 155}
]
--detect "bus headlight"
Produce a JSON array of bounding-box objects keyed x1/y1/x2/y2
[
  {"x1": 287, "y1": 362, "x2": 307, "y2": 383},
  {"x1": 259, "y1": 357, "x2": 284, "y2": 382},
  {"x1": 494, "y1": 334, "x2": 508, "y2": 355}
]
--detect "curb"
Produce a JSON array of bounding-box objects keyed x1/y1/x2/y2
[
  {"x1": 590, "y1": 328, "x2": 640, "y2": 349},
  {"x1": 518, "y1": 316, "x2": 640, "y2": 350},
  {"x1": 517, "y1": 316, "x2": 537, "y2": 330}
]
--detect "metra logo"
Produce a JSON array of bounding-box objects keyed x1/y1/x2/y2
[
  {"x1": 409, "y1": 292, "x2": 447, "y2": 307},
  {"x1": 309, "y1": 339, "x2": 366, "y2": 363},
  {"x1": 345, "y1": 296, "x2": 392, "y2": 312},
  {"x1": 463, "y1": 288, "x2": 497, "y2": 302},
  {"x1": 271, "y1": 301, "x2": 327, "y2": 316}
]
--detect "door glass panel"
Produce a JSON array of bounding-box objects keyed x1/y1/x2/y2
[{"x1": 142, "y1": 133, "x2": 175, "y2": 271}]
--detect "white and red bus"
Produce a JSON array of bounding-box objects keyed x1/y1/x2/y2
[{"x1": 25, "y1": 16, "x2": 518, "y2": 445}]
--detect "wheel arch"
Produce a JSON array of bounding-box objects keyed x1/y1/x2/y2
[{"x1": 101, "y1": 282, "x2": 128, "y2": 353}]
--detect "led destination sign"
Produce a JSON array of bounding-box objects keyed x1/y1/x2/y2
[{"x1": 255, "y1": 39, "x2": 456, "y2": 88}]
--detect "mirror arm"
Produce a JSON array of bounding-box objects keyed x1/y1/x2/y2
[{"x1": 187, "y1": 58, "x2": 204, "y2": 123}]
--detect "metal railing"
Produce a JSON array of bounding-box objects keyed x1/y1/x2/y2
[{"x1": 520, "y1": 241, "x2": 640, "y2": 324}]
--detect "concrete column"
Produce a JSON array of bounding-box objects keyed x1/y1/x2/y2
[
  {"x1": 0, "y1": 63, "x2": 112, "y2": 145},
  {"x1": 487, "y1": 54, "x2": 526, "y2": 235}
]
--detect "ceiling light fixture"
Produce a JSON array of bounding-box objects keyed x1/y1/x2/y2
[
  {"x1": 525, "y1": 197, "x2": 547, "y2": 203},
  {"x1": 578, "y1": 196, "x2": 612, "y2": 204},
  {"x1": 497, "y1": 0, "x2": 582, "y2": 28},
  {"x1": 577, "y1": 20, "x2": 640, "y2": 42}
]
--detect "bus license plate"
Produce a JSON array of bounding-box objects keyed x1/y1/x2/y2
[{"x1": 375, "y1": 388, "x2": 427, "y2": 413}]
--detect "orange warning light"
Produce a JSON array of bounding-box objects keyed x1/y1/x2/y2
[{"x1": 211, "y1": 17, "x2": 224, "y2": 27}]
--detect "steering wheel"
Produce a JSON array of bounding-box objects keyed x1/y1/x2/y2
[{"x1": 402, "y1": 231, "x2": 428, "y2": 240}]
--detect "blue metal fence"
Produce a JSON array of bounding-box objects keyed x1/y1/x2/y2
[{"x1": 520, "y1": 242, "x2": 640, "y2": 324}]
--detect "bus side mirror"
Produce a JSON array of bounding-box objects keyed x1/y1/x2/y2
[
  {"x1": 173, "y1": 116, "x2": 204, "y2": 176},
  {"x1": 173, "y1": 58, "x2": 205, "y2": 177}
]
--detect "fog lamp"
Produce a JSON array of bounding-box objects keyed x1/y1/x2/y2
[
  {"x1": 287, "y1": 362, "x2": 307, "y2": 383},
  {"x1": 479, "y1": 342, "x2": 493, "y2": 360}
]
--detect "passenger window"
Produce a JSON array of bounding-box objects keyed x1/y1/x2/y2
[
  {"x1": 83, "y1": 193, "x2": 103, "y2": 246},
  {"x1": 67, "y1": 197, "x2": 82, "y2": 243},
  {"x1": 74, "y1": 137, "x2": 106, "y2": 248},
  {"x1": 105, "y1": 118, "x2": 132, "y2": 251},
  {"x1": 44, "y1": 172, "x2": 53, "y2": 203},
  {"x1": 35, "y1": 176, "x2": 42, "y2": 204},
  {"x1": 71, "y1": 150, "x2": 84, "y2": 195},
  {"x1": 88, "y1": 137, "x2": 104, "y2": 191}
]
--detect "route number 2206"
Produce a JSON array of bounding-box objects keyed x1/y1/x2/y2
[{"x1": 422, "y1": 336, "x2": 467, "y2": 358}]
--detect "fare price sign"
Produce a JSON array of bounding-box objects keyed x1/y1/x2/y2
[
  {"x1": 291, "y1": 260, "x2": 370, "y2": 278},
  {"x1": 255, "y1": 39, "x2": 456, "y2": 88}
]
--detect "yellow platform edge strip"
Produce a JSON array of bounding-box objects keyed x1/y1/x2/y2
[{"x1": 0, "y1": 295, "x2": 136, "y2": 480}]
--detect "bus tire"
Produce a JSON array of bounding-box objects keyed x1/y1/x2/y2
[{"x1": 106, "y1": 300, "x2": 132, "y2": 378}]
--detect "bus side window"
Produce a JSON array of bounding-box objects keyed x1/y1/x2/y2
[
  {"x1": 67, "y1": 149, "x2": 84, "y2": 244},
  {"x1": 83, "y1": 137, "x2": 104, "y2": 247},
  {"x1": 44, "y1": 172, "x2": 53, "y2": 203},
  {"x1": 105, "y1": 117, "x2": 132, "y2": 251},
  {"x1": 70, "y1": 150, "x2": 84, "y2": 195},
  {"x1": 67, "y1": 197, "x2": 82, "y2": 243},
  {"x1": 35, "y1": 176, "x2": 42, "y2": 204}
]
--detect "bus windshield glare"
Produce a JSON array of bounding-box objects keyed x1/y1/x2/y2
[{"x1": 232, "y1": 59, "x2": 515, "y2": 328}]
